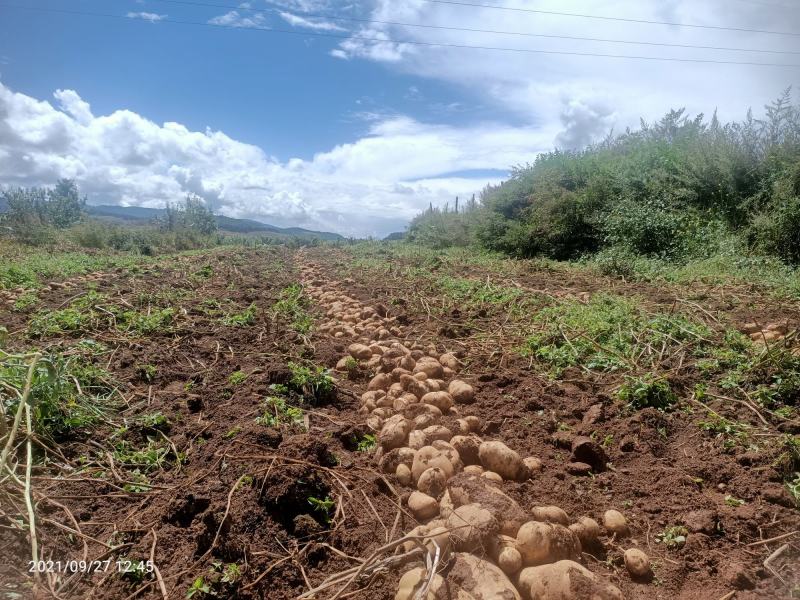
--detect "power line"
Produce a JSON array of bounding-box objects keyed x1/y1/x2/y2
[
  {"x1": 144, "y1": 0, "x2": 800, "y2": 56},
  {"x1": 3, "y1": 3, "x2": 800, "y2": 67},
  {"x1": 423, "y1": 0, "x2": 800, "y2": 37}
]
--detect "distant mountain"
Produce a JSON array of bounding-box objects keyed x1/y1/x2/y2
[
  {"x1": 85, "y1": 205, "x2": 343, "y2": 240},
  {"x1": 384, "y1": 231, "x2": 406, "y2": 241}
]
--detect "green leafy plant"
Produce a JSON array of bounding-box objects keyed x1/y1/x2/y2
[
  {"x1": 228, "y1": 370, "x2": 247, "y2": 386},
  {"x1": 656, "y1": 525, "x2": 688, "y2": 549},
  {"x1": 136, "y1": 412, "x2": 170, "y2": 431},
  {"x1": 221, "y1": 303, "x2": 257, "y2": 327},
  {"x1": 356, "y1": 433, "x2": 377, "y2": 452},
  {"x1": 272, "y1": 284, "x2": 313, "y2": 334},
  {"x1": 186, "y1": 576, "x2": 211, "y2": 598},
  {"x1": 288, "y1": 362, "x2": 335, "y2": 405},
  {"x1": 308, "y1": 495, "x2": 335, "y2": 523},
  {"x1": 255, "y1": 396, "x2": 304, "y2": 428},
  {"x1": 618, "y1": 375, "x2": 677, "y2": 411},
  {"x1": 724, "y1": 495, "x2": 745, "y2": 507}
]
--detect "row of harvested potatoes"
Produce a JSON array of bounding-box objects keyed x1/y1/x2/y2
[{"x1": 302, "y1": 268, "x2": 648, "y2": 600}]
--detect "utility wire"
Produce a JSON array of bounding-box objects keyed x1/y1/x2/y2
[
  {"x1": 423, "y1": 0, "x2": 800, "y2": 37},
  {"x1": 141, "y1": 0, "x2": 800, "y2": 56},
  {"x1": 3, "y1": 3, "x2": 800, "y2": 67}
]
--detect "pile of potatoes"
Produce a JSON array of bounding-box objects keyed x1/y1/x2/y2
[{"x1": 299, "y1": 262, "x2": 650, "y2": 600}]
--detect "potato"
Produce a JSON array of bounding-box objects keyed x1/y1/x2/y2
[
  {"x1": 463, "y1": 465, "x2": 484, "y2": 476},
  {"x1": 446, "y1": 474, "x2": 527, "y2": 537},
  {"x1": 479, "y1": 441, "x2": 524, "y2": 481},
  {"x1": 368, "y1": 373, "x2": 392, "y2": 391},
  {"x1": 464, "y1": 415, "x2": 482, "y2": 432},
  {"x1": 406, "y1": 379, "x2": 429, "y2": 400},
  {"x1": 522, "y1": 457, "x2": 543, "y2": 477},
  {"x1": 445, "y1": 504, "x2": 499, "y2": 552},
  {"x1": 482, "y1": 471, "x2": 503, "y2": 483},
  {"x1": 444, "y1": 553, "x2": 521, "y2": 600},
  {"x1": 603, "y1": 509, "x2": 629, "y2": 537},
  {"x1": 439, "y1": 353, "x2": 459, "y2": 370},
  {"x1": 488, "y1": 534, "x2": 522, "y2": 575},
  {"x1": 393, "y1": 394, "x2": 418, "y2": 411},
  {"x1": 395, "y1": 567, "x2": 444, "y2": 600},
  {"x1": 624, "y1": 548, "x2": 652, "y2": 578},
  {"x1": 413, "y1": 358, "x2": 445, "y2": 379},
  {"x1": 412, "y1": 446, "x2": 456, "y2": 483},
  {"x1": 423, "y1": 425, "x2": 453, "y2": 443},
  {"x1": 399, "y1": 356, "x2": 416, "y2": 371},
  {"x1": 396, "y1": 463, "x2": 412, "y2": 486},
  {"x1": 430, "y1": 440, "x2": 463, "y2": 472},
  {"x1": 421, "y1": 391, "x2": 454, "y2": 412},
  {"x1": 378, "y1": 414, "x2": 413, "y2": 450},
  {"x1": 335, "y1": 357, "x2": 350, "y2": 371},
  {"x1": 448, "y1": 379, "x2": 475, "y2": 404},
  {"x1": 450, "y1": 435, "x2": 481, "y2": 465},
  {"x1": 361, "y1": 390, "x2": 385, "y2": 404},
  {"x1": 568, "y1": 516, "x2": 601, "y2": 547},
  {"x1": 379, "y1": 447, "x2": 416, "y2": 474},
  {"x1": 376, "y1": 395, "x2": 395, "y2": 408},
  {"x1": 348, "y1": 343, "x2": 372, "y2": 360},
  {"x1": 530, "y1": 506, "x2": 569, "y2": 526},
  {"x1": 418, "y1": 467, "x2": 448, "y2": 497},
  {"x1": 516, "y1": 521, "x2": 581, "y2": 566},
  {"x1": 518, "y1": 560, "x2": 623, "y2": 600},
  {"x1": 391, "y1": 367, "x2": 411, "y2": 382},
  {"x1": 425, "y1": 526, "x2": 452, "y2": 560},
  {"x1": 408, "y1": 491, "x2": 439, "y2": 520},
  {"x1": 408, "y1": 429, "x2": 427, "y2": 450}
]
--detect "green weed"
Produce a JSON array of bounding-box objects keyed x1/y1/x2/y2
[
  {"x1": 618, "y1": 375, "x2": 677, "y2": 411},
  {"x1": 656, "y1": 525, "x2": 688, "y2": 549},
  {"x1": 255, "y1": 396, "x2": 304, "y2": 429},
  {"x1": 228, "y1": 370, "x2": 248, "y2": 386},
  {"x1": 288, "y1": 362, "x2": 335, "y2": 405},
  {"x1": 521, "y1": 294, "x2": 710, "y2": 376},
  {"x1": 221, "y1": 303, "x2": 257, "y2": 327},
  {"x1": 272, "y1": 284, "x2": 313, "y2": 334}
]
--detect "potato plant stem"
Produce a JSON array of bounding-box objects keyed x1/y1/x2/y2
[{"x1": 0, "y1": 353, "x2": 40, "y2": 471}]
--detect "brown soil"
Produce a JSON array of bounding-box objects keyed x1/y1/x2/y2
[{"x1": 0, "y1": 245, "x2": 797, "y2": 600}]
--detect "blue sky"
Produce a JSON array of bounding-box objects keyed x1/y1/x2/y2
[{"x1": 0, "y1": 0, "x2": 798, "y2": 236}]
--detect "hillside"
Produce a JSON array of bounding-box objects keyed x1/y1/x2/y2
[{"x1": 86, "y1": 204, "x2": 344, "y2": 240}]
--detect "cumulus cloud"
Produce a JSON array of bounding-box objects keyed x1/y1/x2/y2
[
  {"x1": 331, "y1": 0, "x2": 800, "y2": 148},
  {"x1": 126, "y1": 12, "x2": 167, "y2": 23},
  {"x1": 0, "y1": 83, "x2": 533, "y2": 237}
]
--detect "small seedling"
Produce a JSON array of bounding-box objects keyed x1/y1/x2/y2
[
  {"x1": 356, "y1": 433, "x2": 377, "y2": 452},
  {"x1": 724, "y1": 495, "x2": 745, "y2": 507},
  {"x1": 308, "y1": 495, "x2": 335, "y2": 522},
  {"x1": 656, "y1": 525, "x2": 688, "y2": 549},
  {"x1": 186, "y1": 576, "x2": 211, "y2": 598},
  {"x1": 136, "y1": 364, "x2": 158, "y2": 383},
  {"x1": 228, "y1": 370, "x2": 247, "y2": 386}
]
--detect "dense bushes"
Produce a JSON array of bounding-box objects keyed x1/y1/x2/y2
[
  {"x1": 1, "y1": 184, "x2": 224, "y2": 254},
  {"x1": 408, "y1": 92, "x2": 800, "y2": 265}
]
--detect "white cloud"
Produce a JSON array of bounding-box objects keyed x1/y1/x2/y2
[
  {"x1": 0, "y1": 83, "x2": 531, "y2": 237},
  {"x1": 126, "y1": 12, "x2": 167, "y2": 23},
  {"x1": 279, "y1": 11, "x2": 346, "y2": 32},
  {"x1": 331, "y1": 0, "x2": 800, "y2": 148},
  {"x1": 208, "y1": 11, "x2": 265, "y2": 29}
]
